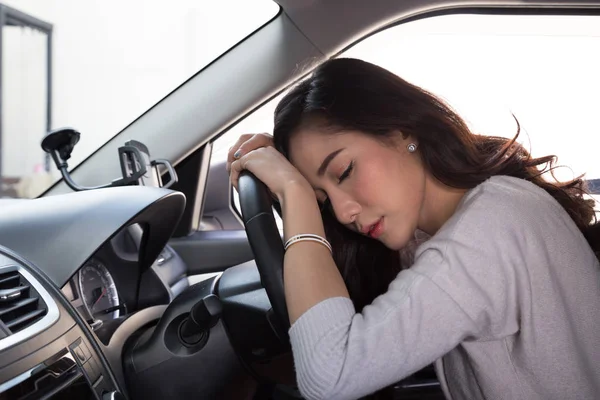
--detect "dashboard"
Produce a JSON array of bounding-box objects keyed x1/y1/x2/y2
[
  {"x1": 60, "y1": 224, "x2": 189, "y2": 347},
  {"x1": 0, "y1": 183, "x2": 286, "y2": 400},
  {"x1": 0, "y1": 186, "x2": 187, "y2": 399}
]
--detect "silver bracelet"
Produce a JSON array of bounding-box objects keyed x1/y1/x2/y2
[{"x1": 284, "y1": 234, "x2": 332, "y2": 254}]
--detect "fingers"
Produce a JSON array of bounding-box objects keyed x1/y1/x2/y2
[
  {"x1": 229, "y1": 153, "x2": 252, "y2": 192},
  {"x1": 226, "y1": 133, "x2": 273, "y2": 172},
  {"x1": 227, "y1": 134, "x2": 253, "y2": 166},
  {"x1": 229, "y1": 159, "x2": 242, "y2": 192},
  {"x1": 229, "y1": 147, "x2": 305, "y2": 204},
  {"x1": 228, "y1": 133, "x2": 273, "y2": 163},
  {"x1": 228, "y1": 146, "x2": 264, "y2": 191}
]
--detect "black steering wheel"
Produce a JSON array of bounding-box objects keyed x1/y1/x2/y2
[{"x1": 237, "y1": 172, "x2": 290, "y2": 340}]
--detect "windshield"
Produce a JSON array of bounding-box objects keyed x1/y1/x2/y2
[{"x1": 1, "y1": 0, "x2": 279, "y2": 199}]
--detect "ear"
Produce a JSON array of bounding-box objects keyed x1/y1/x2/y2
[
  {"x1": 392, "y1": 129, "x2": 409, "y2": 141},
  {"x1": 393, "y1": 130, "x2": 416, "y2": 145}
]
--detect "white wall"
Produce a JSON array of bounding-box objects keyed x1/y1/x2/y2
[
  {"x1": 1, "y1": 0, "x2": 277, "y2": 196},
  {"x1": 2, "y1": 25, "x2": 47, "y2": 178}
]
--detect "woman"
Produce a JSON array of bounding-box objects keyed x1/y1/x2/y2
[{"x1": 227, "y1": 58, "x2": 600, "y2": 400}]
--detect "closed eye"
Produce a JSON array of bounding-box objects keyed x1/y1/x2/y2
[
  {"x1": 318, "y1": 161, "x2": 353, "y2": 213},
  {"x1": 338, "y1": 161, "x2": 354, "y2": 183}
]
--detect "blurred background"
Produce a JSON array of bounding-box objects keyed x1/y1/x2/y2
[{"x1": 0, "y1": 0, "x2": 277, "y2": 198}]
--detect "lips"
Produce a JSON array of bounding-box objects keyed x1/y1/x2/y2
[{"x1": 364, "y1": 218, "x2": 384, "y2": 239}]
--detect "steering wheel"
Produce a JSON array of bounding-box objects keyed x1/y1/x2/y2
[{"x1": 237, "y1": 172, "x2": 290, "y2": 340}]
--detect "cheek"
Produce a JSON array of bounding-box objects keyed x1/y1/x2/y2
[
  {"x1": 349, "y1": 159, "x2": 395, "y2": 207},
  {"x1": 395, "y1": 163, "x2": 425, "y2": 215},
  {"x1": 359, "y1": 154, "x2": 424, "y2": 214},
  {"x1": 351, "y1": 162, "x2": 386, "y2": 206}
]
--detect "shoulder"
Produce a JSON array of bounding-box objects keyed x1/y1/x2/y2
[
  {"x1": 415, "y1": 175, "x2": 582, "y2": 264},
  {"x1": 409, "y1": 176, "x2": 569, "y2": 338},
  {"x1": 446, "y1": 175, "x2": 570, "y2": 237},
  {"x1": 460, "y1": 175, "x2": 564, "y2": 219}
]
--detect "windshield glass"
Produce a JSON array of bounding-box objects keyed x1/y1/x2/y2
[{"x1": 1, "y1": 0, "x2": 279, "y2": 198}]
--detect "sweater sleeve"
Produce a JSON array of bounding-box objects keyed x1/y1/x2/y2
[
  {"x1": 288, "y1": 180, "x2": 534, "y2": 400},
  {"x1": 289, "y1": 250, "x2": 485, "y2": 400}
]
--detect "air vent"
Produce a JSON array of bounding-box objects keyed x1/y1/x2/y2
[
  {"x1": 0, "y1": 269, "x2": 48, "y2": 337},
  {"x1": 0, "y1": 265, "x2": 59, "y2": 351}
]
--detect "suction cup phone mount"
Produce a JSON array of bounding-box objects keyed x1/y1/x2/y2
[{"x1": 41, "y1": 127, "x2": 177, "y2": 192}]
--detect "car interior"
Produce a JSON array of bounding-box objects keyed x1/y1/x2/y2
[{"x1": 0, "y1": 0, "x2": 599, "y2": 399}]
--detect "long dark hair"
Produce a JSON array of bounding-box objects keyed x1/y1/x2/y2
[{"x1": 273, "y1": 58, "x2": 599, "y2": 311}]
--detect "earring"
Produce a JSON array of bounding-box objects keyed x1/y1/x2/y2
[{"x1": 407, "y1": 143, "x2": 418, "y2": 153}]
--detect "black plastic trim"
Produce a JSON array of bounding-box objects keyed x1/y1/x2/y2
[
  {"x1": 0, "y1": 244, "x2": 123, "y2": 395},
  {"x1": 0, "y1": 186, "x2": 185, "y2": 287},
  {"x1": 169, "y1": 230, "x2": 253, "y2": 274}
]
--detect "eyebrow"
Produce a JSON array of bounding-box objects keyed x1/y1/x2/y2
[{"x1": 317, "y1": 148, "x2": 344, "y2": 177}]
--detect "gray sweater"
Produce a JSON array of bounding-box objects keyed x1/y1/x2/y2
[{"x1": 289, "y1": 176, "x2": 600, "y2": 400}]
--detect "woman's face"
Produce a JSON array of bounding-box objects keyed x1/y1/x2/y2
[{"x1": 288, "y1": 129, "x2": 427, "y2": 250}]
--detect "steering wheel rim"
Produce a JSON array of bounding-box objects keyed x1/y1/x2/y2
[{"x1": 237, "y1": 172, "x2": 290, "y2": 339}]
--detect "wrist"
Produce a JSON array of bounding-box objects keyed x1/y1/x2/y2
[
  {"x1": 278, "y1": 179, "x2": 314, "y2": 206},
  {"x1": 279, "y1": 180, "x2": 326, "y2": 241}
]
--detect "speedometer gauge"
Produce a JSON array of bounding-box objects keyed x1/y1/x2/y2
[{"x1": 78, "y1": 259, "x2": 121, "y2": 320}]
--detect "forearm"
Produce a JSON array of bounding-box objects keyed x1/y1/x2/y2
[{"x1": 280, "y1": 183, "x2": 350, "y2": 324}]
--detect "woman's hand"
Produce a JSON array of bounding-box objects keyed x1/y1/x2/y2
[
  {"x1": 226, "y1": 133, "x2": 274, "y2": 172},
  {"x1": 228, "y1": 133, "x2": 313, "y2": 204}
]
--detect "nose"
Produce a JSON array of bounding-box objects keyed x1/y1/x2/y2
[{"x1": 328, "y1": 190, "x2": 361, "y2": 226}]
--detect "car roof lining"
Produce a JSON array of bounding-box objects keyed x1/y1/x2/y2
[
  {"x1": 45, "y1": 0, "x2": 600, "y2": 196},
  {"x1": 276, "y1": 0, "x2": 600, "y2": 55}
]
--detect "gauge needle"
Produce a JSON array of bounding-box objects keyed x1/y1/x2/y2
[{"x1": 92, "y1": 288, "x2": 107, "y2": 310}]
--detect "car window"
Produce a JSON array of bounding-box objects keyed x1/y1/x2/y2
[
  {"x1": 213, "y1": 12, "x2": 600, "y2": 221},
  {"x1": 1, "y1": 0, "x2": 279, "y2": 199}
]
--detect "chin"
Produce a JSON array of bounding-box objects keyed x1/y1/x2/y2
[
  {"x1": 381, "y1": 232, "x2": 414, "y2": 251},
  {"x1": 381, "y1": 237, "x2": 406, "y2": 251}
]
